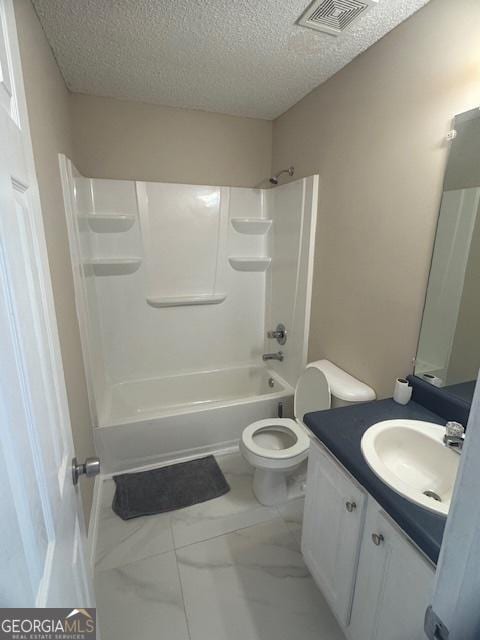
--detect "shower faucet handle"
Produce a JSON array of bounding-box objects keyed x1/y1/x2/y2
[
  {"x1": 267, "y1": 329, "x2": 283, "y2": 338},
  {"x1": 267, "y1": 323, "x2": 287, "y2": 345}
]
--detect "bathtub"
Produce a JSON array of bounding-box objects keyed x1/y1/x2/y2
[{"x1": 95, "y1": 365, "x2": 294, "y2": 473}]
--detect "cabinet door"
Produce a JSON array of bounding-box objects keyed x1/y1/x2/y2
[
  {"x1": 348, "y1": 501, "x2": 435, "y2": 640},
  {"x1": 302, "y1": 441, "x2": 367, "y2": 626}
]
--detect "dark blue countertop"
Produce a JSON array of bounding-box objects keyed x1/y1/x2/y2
[{"x1": 304, "y1": 399, "x2": 447, "y2": 565}]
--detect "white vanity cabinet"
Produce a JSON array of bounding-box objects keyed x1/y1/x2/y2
[
  {"x1": 302, "y1": 441, "x2": 367, "y2": 625},
  {"x1": 348, "y1": 500, "x2": 435, "y2": 640},
  {"x1": 302, "y1": 440, "x2": 435, "y2": 640}
]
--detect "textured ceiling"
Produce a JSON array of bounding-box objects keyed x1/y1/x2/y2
[{"x1": 31, "y1": 0, "x2": 431, "y2": 120}]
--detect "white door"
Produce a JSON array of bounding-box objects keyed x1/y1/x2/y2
[
  {"x1": 302, "y1": 441, "x2": 367, "y2": 626},
  {"x1": 425, "y1": 376, "x2": 480, "y2": 640},
  {"x1": 0, "y1": 0, "x2": 94, "y2": 607}
]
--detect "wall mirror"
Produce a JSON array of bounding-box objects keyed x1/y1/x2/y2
[{"x1": 415, "y1": 107, "x2": 480, "y2": 404}]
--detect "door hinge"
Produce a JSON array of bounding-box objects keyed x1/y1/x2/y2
[{"x1": 425, "y1": 605, "x2": 449, "y2": 640}]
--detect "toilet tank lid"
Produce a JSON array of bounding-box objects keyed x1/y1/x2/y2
[{"x1": 308, "y1": 359, "x2": 376, "y2": 403}]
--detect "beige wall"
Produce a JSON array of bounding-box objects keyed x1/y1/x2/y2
[
  {"x1": 272, "y1": 0, "x2": 480, "y2": 398},
  {"x1": 70, "y1": 93, "x2": 272, "y2": 187},
  {"x1": 14, "y1": 1, "x2": 95, "y2": 521}
]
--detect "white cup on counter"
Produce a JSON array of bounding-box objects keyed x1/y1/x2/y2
[{"x1": 393, "y1": 378, "x2": 412, "y2": 405}]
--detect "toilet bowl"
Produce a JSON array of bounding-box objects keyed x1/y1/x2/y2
[
  {"x1": 240, "y1": 359, "x2": 376, "y2": 506},
  {"x1": 240, "y1": 418, "x2": 311, "y2": 505}
]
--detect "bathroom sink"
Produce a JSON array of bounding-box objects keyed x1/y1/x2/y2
[{"x1": 361, "y1": 420, "x2": 459, "y2": 516}]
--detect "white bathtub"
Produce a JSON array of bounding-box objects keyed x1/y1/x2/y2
[{"x1": 95, "y1": 365, "x2": 294, "y2": 473}]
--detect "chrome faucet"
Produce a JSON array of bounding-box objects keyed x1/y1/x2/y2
[
  {"x1": 263, "y1": 351, "x2": 284, "y2": 362},
  {"x1": 443, "y1": 421, "x2": 465, "y2": 454}
]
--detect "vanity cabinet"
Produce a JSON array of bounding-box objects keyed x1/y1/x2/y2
[
  {"x1": 302, "y1": 442, "x2": 367, "y2": 625},
  {"x1": 303, "y1": 440, "x2": 435, "y2": 640}
]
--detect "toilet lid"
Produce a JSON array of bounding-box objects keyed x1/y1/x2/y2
[
  {"x1": 241, "y1": 418, "x2": 310, "y2": 459},
  {"x1": 294, "y1": 366, "x2": 331, "y2": 422}
]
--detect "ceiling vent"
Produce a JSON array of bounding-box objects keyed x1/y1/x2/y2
[{"x1": 298, "y1": 0, "x2": 379, "y2": 36}]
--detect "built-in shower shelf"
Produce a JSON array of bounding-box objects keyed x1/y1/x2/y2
[
  {"x1": 83, "y1": 257, "x2": 142, "y2": 276},
  {"x1": 146, "y1": 293, "x2": 227, "y2": 308},
  {"x1": 228, "y1": 257, "x2": 271, "y2": 272},
  {"x1": 78, "y1": 212, "x2": 136, "y2": 232},
  {"x1": 231, "y1": 218, "x2": 272, "y2": 235}
]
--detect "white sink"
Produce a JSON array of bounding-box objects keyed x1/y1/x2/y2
[{"x1": 361, "y1": 419, "x2": 459, "y2": 516}]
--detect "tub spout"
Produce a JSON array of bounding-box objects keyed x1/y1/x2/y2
[{"x1": 262, "y1": 351, "x2": 284, "y2": 362}]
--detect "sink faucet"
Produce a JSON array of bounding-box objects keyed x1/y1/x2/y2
[
  {"x1": 263, "y1": 351, "x2": 284, "y2": 362},
  {"x1": 443, "y1": 421, "x2": 465, "y2": 454}
]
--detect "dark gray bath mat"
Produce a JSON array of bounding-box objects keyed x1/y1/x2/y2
[{"x1": 112, "y1": 455, "x2": 230, "y2": 520}]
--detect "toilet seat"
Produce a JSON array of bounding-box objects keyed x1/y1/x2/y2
[
  {"x1": 241, "y1": 418, "x2": 310, "y2": 463},
  {"x1": 241, "y1": 365, "x2": 330, "y2": 470}
]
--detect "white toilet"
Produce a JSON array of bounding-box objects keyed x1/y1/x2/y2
[{"x1": 240, "y1": 359, "x2": 376, "y2": 506}]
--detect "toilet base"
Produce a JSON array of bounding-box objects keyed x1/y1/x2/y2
[
  {"x1": 251, "y1": 460, "x2": 308, "y2": 506},
  {"x1": 252, "y1": 468, "x2": 288, "y2": 506}
]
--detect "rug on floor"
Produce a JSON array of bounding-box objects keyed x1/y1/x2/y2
[{"x1": 112, "y1": 455, "x2": 230, "y2": 520}]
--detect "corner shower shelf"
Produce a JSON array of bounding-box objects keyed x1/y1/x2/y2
[
  {"x1": 228, "y1": 257, "x2": 271, "y2": 272},
  {"x1": 78, "y1": 212, "x2": 136, "y2": 232},
  {"x1": 231, "y1": 218, "x2": 272, "y2": 235},
  {"x1": 146, "y1": 293, "x2": 227, "y2": 308},
  {"x1": 83, "y1": 257, "x2": 142, "y2": 276}
]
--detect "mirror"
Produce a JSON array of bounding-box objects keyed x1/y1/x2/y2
[{"x1": 415, "y1": 107, "x2": 480, "y2": 404}]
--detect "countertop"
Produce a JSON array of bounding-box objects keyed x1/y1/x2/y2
[{"x1": 304, "y1": 398, "x2": 447, "y2": 565}]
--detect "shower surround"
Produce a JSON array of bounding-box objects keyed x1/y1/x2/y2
[{"x1": 60, "y1": 155, "x2": 318, "y2": 472}]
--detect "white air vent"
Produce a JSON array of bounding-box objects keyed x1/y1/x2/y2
[{"x1": 298, "y1": 0, "x2": 379, "y2": 36}]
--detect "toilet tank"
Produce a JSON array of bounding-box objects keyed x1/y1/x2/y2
[{"x1": 311, "y1": 360, "x2": 376, "y2": 408}]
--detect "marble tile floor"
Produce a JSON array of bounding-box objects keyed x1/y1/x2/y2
[{"x1": 95, "y1": 451, "x2": 345, "y2": 640}]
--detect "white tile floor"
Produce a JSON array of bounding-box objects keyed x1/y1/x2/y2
[{"x1": 95, "y1": 452, "x2": 345, "y2": 640}]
